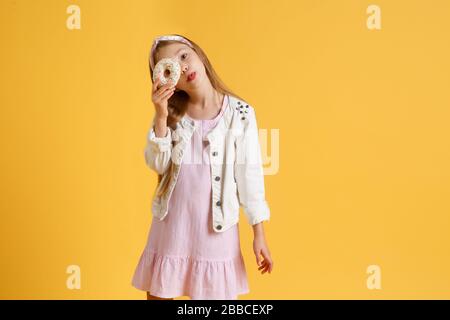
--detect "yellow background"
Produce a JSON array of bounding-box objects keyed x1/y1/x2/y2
[{"x1": 1, "y1": 0, "x2": 449, "y2": 299}]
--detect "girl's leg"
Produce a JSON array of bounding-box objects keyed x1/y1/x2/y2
[{"x1": 146, "y1": 291, "x2": 174, "y2": 300}]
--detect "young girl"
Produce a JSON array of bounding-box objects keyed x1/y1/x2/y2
[{"x1": 131, "y1": 34, "x2": 273, "y2": 300}]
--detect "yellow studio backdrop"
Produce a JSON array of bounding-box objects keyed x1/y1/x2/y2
[{"x1": 1, "y1": 0, "x2": 449, "y2": 299}]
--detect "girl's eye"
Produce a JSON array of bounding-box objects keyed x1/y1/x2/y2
[{"x1": 181, "y1": 53, "x2": 188, "y2": 59}]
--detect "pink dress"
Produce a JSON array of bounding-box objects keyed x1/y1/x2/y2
[{"x1": 131, "y1": 94, "x2": 250, "y2": 300}]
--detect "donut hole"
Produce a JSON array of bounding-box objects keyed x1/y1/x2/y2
[{"x1": 164, "y1": 69, "x2": 171, "y2": 79}]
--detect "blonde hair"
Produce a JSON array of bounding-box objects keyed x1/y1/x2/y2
[{"x1": 149, "y1": 34, "x2": 245, "y2": 197}]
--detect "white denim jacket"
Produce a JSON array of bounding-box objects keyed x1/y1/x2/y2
[{"x1": 144, "y1": 94, "x2": 270, "y2": 233}]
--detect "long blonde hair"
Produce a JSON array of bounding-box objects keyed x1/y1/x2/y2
[{"x1": 149, "y1": 34, "x2": 245, "y2": 197}]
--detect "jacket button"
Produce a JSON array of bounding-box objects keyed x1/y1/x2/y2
[
  {"x1": 212, "y1": 151, "x2": 218, "y2": 156},
  {"x1": 216, "y1": 225, "x2": 222, "y2": 230},
  {"x1": 215, "y1": 176, "x2": 220, "y2": 181},
  {"x1": 216, "y1": 200, "x2": 221, "y2": 206}
]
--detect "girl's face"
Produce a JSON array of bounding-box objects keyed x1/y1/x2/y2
[{"x1": 154, "y1": 43, "x2": 205, "y2": 93}]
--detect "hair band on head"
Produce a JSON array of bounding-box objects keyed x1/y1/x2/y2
[{"x1": 149, "y1": 35, "x2": 194, "y2": 71}]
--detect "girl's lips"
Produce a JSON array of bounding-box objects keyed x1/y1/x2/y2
[{"x1": 187, "y1": 72, "x2": 196, "y2": 81}]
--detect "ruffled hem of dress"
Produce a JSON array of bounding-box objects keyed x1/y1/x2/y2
[{"x1": 131, "y1": 248, "x2": 250, "y2": 300}]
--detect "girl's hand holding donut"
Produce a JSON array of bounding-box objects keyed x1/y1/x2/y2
[{"x1": 151, "y1": 77, "x2": 176, "y2": 119}]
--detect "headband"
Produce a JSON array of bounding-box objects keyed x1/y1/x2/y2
[{"x1": 149, "y1": 35, "x2": 194, "y2": 71}]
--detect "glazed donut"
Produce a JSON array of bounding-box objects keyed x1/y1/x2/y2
[{"x1": 152, "y1": 58, "x2": 181, "y2": 86}]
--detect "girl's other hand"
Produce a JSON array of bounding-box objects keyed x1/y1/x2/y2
[{"x1": 253, "y1": 235, "x2": 273, "y2": 274}]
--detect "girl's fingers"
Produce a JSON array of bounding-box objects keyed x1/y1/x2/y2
[
  {"x1": 156, "y1": 82, "x2": 175, "y2": 97},
  {"x1": 261, "y1": 250, "x2": 273, "y2": 266},
  {"x1": 160, "y1": 88, "x2": 175, "y2": 100},
  {"x1": 155, "y1": 85, "x2": 170, "y2": 97},
  {"x1": 258, "y1": 260, "x2": 267, "y2": 270},
  {"x1": 258, "y1": 259, "x2": 273, "y2": 274},
  {"x1": 153, "y1": 78, "x2": 171, "y2": 93},
  {"x1": 157, "y1": 86, "x2": 175, "y2": 99},
  {"x1": 153, "y1": 78, "x2": 160, "y2": 92},
  {"x1": 261, "y1": 264, "x2": 269, "y2": 274}
]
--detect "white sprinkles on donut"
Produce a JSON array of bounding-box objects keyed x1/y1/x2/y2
[{"x1": 152, "y1": 58, "x2": 181, "y2": 86}]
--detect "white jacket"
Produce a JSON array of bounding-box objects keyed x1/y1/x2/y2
[{"x1": 144, "y1": 94, "x2": 270, "y2": 233}]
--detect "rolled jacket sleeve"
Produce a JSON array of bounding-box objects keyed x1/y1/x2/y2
[
  {"x1": 234, "y1": 107, "x2": 271, "y2": 225},
  {"x1": 144, "y1": 117, "x2": 172, "y2": 175}
]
